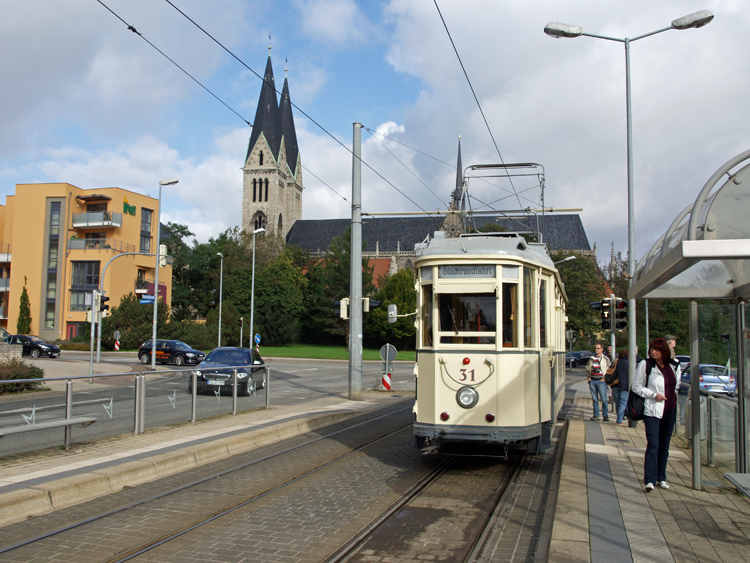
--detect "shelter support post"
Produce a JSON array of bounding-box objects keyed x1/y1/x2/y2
[
  {"x1": 737, "y1": 301, "x2": 747, "y2": 473},
  {"x1": 690, "y1": 299, "x2": 701, "y2": 489}
]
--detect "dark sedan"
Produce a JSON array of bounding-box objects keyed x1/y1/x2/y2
[
  {"x1": 566, "y1": 350, "x2": 593, "y2": 368},
  {"x1": 189, "y1": 347, "x2": 266, "y2": 396},
  {"x1": 8, "y1": 335, "x2": 60, "y2": 358},
  {"x1": 138, "y1": 340, "x2": 205, "y2": 366}
]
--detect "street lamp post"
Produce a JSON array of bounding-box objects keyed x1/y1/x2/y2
[
  {"x1": 152, "y1": 178, "x2": 178, "y2": 370},
  {"x1": 217, "y1": 252, "x2": 224, "y2": 347},
  {"x1": 544, "y1": 10, "x2": 713, "y2": 487},
  {"x1": 249, "y1": 228, "x2": 265, "y2": 353}
]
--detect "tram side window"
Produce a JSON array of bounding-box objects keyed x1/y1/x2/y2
[
  {"x1": 540, "y1": 279, "x2": 547, "y2": 348},
  {"x1": 523, "y1": 267, "x2": 535, "y2": 348},
  {"x1": 422, "y1": 284, "x2": 433, "y2": 347},
  {"x1": 502, "y1": 283, "x2": 517, "y2": 347},
  {"x1": 438, "y1": 292, "x2": 496, "y2": 344}
]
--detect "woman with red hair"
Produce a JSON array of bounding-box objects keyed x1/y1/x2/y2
[{"x1": 632, "y1": 337, "x2": 682, "y2": 492}]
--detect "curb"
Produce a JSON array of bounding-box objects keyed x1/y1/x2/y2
[{"x1": 0, "y1": 409, "x2": 357, "y2": 528}]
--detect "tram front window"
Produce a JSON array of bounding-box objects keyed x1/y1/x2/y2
[{"x1": 438, "y1": 293, "x2": 496, "y2": 344}]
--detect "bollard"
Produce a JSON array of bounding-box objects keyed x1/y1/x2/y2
[{"x1": 382, "y1": 372, "x2": 392, "y2": 391}]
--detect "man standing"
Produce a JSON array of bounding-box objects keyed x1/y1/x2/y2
[
  {"x1": 587, "y1": 343, "x2": 611, "y2": 421},
  {"x1": 665, "y1": 335, "x2": 677, "y2": 359}
]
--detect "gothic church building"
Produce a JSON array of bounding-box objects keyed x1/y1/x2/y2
[{"x1": 242, "y1": 54, "x2": 302, "y2": 238}]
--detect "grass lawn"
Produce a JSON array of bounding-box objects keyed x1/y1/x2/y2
[{"x1": 258, "y1": 344, "x2": 415, "y2": 362}]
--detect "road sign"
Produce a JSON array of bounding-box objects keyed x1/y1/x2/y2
[
  {"x1": 114, "y1": 330, "x2": 121, "y2": 341},
  {"x1": 254, "y1": 333, "x2": 261, "y2": 345},
  {"x1": 140, "y1": 295, "x2": 154, "y2": 304},
  {"x1": 380, "y1": 343, "x2": 397, "y2": 362}
]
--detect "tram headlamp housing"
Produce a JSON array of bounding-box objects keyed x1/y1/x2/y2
[{"x1": 456, "y1": 385, "x2": 479, "y2": 409}]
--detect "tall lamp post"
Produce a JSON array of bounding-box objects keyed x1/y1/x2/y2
[
  {"x1": 249, "y1": 227, "x2": 265, "y2": 352},
  {"x1": 217, "y1": 252, "x2": 224, "y2": 347},
  {"x1": 543, "y1": 9, "x2": 713, "y2": 413},
  {"x1": 151, "y1": 178, "x2": 178, "y2": 370}
]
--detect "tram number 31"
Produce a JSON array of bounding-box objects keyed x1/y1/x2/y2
[{"x1": 459, "y1": 368, "x2": 475, "y2": 382}]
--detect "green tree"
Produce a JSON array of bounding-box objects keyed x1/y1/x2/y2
[
  {"x1": 101, "y1": 293, "x2": 170, "y2": 350},
  {"x1": 17, "y1": 277, "x2": 31, "y2": 334},
  {"x1": 365, "y1": 268, "x2": 417, "y2": 349},
  {"x1": 553, "y1": 253, "x2": 607, "y2": 347}
]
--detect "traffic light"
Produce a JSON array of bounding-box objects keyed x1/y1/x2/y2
[
  {"x1": 93, "y1": 290, "x2": 101, "y2": 315},
  {"x1": 99, "y1": 293, "x2": 110, "y2": 315},
  {"x1": 339, "y1": 298, "x2": 350, "y2": 320},
  {"x1": 239, "y1": 317, "x2": 243, "y2": 327},
  {"x1": 600, "y1": 298, "x2": 612, "y2": 330},
  {"x1": 615, "y1": 298, "x2": 628, "y2": 330}
]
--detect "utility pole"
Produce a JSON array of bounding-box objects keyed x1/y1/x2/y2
[{"x1": 349, "y1": 123, "x2": 363, "y2": 400}]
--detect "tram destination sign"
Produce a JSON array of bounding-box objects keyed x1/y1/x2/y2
[{"x1": 439, "y1": 265, "x2": 496, "y2": 279}]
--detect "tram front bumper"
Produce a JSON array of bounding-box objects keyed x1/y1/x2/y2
[{"x1": 414, "y1": 422, "x2": 542, "y2": 444}]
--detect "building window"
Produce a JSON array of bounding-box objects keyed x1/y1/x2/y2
[
  {"x1": 140, "y1": 208, "x2": 153, "y2": 254},
  {"x1": 71, "y1": 261, "x2": 100, "y2": 288},
  {"x1": 259, "y1": 151, "x2": 264, "y2": 166},
  {"x1": 46, "y1": 273, "x2": 56, "y2": 299},
  {"x1": 48, "y1": 242, "x2": 58, "y2": 270},
  {"x1": 45, "y1": 303, "x2": 56, "y2": 329},
  {"x1": 253, "y1": 179, "x2": 257, "y2": 202},
  {"x1": 264, "y1": 178, "x2": 269, "y2": 202},
  {"x1": 49, "y1": 201, "x2": 61, "y2": 237},
  {"x1": 69, "y1": 290, "x2": 93, "y2": 312},
  {"x1": 278, "y1": 214, "x2": 283, "y2": 234},
  {"x1": 253, "y1": 212, "x2": 267, "y2": 231}
]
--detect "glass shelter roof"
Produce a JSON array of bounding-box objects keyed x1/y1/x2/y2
[{"x1": 629, "y1": 149, "x2": 750, "y2": 301}]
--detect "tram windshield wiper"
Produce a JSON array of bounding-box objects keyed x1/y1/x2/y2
[{"x1": 447, "y1": 306, "x2": 460, "y2": 334}]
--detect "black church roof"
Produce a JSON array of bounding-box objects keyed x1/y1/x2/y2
[
  {"x1": 280, "y1": 77, "x2": 299, "y2": 178},
  {"x1": 285, "y1": 214, "x2": 591, "y2": 254},
  {"x1": 246, "y1": 56, "x2": 282, "y2": 162}
]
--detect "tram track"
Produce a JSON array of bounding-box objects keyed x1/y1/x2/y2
[{"x1": 0, "y1": 401, "x2": 415, "y2": 561}]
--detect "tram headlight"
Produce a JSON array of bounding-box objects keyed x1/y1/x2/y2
[{"x1": 456, "y1": 385, "x2": 479, "y2": 409}]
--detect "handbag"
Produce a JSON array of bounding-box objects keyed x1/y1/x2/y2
[
  {"x1": 605, "y1": 359, "x2": 618, "y2": 386},
  {"x1": 626, "y1": 364, "x2": 651, "y2": 421}
]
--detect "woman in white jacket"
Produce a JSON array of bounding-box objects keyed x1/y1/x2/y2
[{"x1": 632, "y1": 337, "x2": 682, "y2": 492}]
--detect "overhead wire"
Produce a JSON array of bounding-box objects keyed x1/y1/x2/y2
[
  {"x1": 433, "y1": 0, "x2": 526, "y2": 210},
  {"x1": 95, "y1": 0, "x2": 350, "y2": 206},
  {"x1": 160, "y1": 0, "x2": 434, "y2": 216}
]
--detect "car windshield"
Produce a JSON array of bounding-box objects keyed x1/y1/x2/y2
[
  {"x1": 28, "y1": 336, "x2": 44, "y2": 343},
  {"x1": 173, "y1": 341, "x2": 191, "y2": 350},
  {"x1": 701, "y1": 365, "x2": 727, "y2": 377},
  {"x1": 205, "y1": 350, "x2": 251, "y2": 365}
]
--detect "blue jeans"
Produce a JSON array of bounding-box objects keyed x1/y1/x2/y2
[
  {"x1": 644, "y1": 408, "x2": 677, "y2": 484},
  {"x1": 612, "y1": 387, "x2": 629, "y2": 424},
  {"x1": 589, "y1": 379, "x2": 608, "y2": 418}
]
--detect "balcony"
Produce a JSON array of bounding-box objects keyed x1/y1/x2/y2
[
  {"x1": 72, "y1": 211, "x2": 123, "y2": 229},
  {"x1": 0, "y1": 306, "x2": 6, "y2": 319},
  {"x1": 0, "y1": 243, "x2": 10, "y2": 263},
  {"x1": 0, "y1": 279, "x2": 9, "y2": 292},
  {"x1": 68, "y1": 238, "x2": 135, "y2": 254},
  {"x1": 135, "y1": 278, "x2": 166, "y2": 299}
]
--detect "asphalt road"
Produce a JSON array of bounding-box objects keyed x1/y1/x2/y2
[{"x1": 0, "y1": 352, "x2": 416, "y2": 457}]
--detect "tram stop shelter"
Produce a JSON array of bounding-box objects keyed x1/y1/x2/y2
[{"x1": 629, "y1": 149, "x2": 750, "y2": 491}]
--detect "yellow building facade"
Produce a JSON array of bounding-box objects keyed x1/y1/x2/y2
[{"x1": 0, "y1": 183, "x2": 172, "y2": 341}]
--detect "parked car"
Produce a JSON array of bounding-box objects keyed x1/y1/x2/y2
[
  {"x1": 679, "y1": 363, "x2": 736, "y2": 396},
  {"x1": 675, "y1": 355, "x2": 690, "y2": 372},
  {"x1": 189, "y1": 347, "x2": 266, "y2": 396},
  {"x1": 8, "y1": 335, "x2": 61, "y2": 358},
  {"x1": 566, "y1": 350, "x2": 593, "y2": 368},
  {"x1": 138, "y1": 340, "x2": 205, "y2": 366}
]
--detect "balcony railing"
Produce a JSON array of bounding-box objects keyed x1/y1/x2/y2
[
  {"x1": 0, "y1": 306, "x2": 6, "y2": 319},
  {"x1": 0, "y1": 243, "x2": 10, "y2": 262},
  {"x1": 72, "y1": 211, "x2": 123, "y2": 229},
  {"x1": 0, "y1": 279, "x2": 9, "y2": 292},
  {"x1": 68, "y1": 238, "x2": 135, "y2": 254},
  {"x1": 135, "y1": 278, "x2": 166, "y2": 296}
]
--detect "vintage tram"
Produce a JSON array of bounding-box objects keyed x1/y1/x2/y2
[{"x1": 412, "y1": 230, "x2": 567, "y2": 455}]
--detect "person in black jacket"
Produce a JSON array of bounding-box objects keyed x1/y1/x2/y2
[{"x1": 611, "y1": 350, "x2": 629, "y2": 425}]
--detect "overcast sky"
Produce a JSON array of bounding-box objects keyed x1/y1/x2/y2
[{"x1": 1, "y1": 0, "x2": 747, "y2": 264}]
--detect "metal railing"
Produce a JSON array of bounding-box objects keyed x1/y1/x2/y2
[
  {"x1": 0, "y1": 364, "x2": 271, "y2": 451},
  {"x1": 68, "y1": 238, "x2": 135, "y2": 253},
  {"x1": 684, "y1": 389, "x2": 738, "y2": 472},
  {"x1": 72, "y1": 211, "x2": 123, "y2": 228}
]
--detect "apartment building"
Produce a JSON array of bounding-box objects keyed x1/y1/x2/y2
[{"x1": 0, "y1": 183, "x2": 172, "y2": 341}]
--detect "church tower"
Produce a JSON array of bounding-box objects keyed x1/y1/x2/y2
[{"x1": 242, "y1": 53, "x2": 303, "y2": 238}]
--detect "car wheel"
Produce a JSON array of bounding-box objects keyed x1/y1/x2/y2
[
  {"x1": 139, "y1": 353, "x2": 150, "y2": 364},
  {"x1": 174, "y1": 355, "x2": 185, "y2": 367},
  {"x1": 31, "y1": 349, "x2": 41, "y2": 358}
]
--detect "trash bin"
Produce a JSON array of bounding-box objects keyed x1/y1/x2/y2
[{"x1": 684, "y1": 395, "x2": 706, "y2": 441}]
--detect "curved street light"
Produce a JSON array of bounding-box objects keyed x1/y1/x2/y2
[
  {"x1": 217, "y1": 252, "x2": 224, "y2": 347},
  {"x1": 249, "y1": 228, "x2": 265, "y2": 353}
]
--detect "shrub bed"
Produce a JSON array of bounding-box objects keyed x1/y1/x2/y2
[{"x1": 0, "y1": 358, "x2": 46, "y2": 394}]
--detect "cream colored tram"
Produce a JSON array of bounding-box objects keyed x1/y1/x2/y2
[{"x1": 413, "y1": 231, "x2": 567, "y2": 454}]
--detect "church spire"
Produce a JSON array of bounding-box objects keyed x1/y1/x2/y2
[
  {"x1": 280, "y1": 73, "x2": 300, "y2": 178},
  {"x1": 451, "y1": 136, "x2": 465, "y2": 210},
  {"x1": 246, "y1": 55, "x2": 282, "y2": 163}
]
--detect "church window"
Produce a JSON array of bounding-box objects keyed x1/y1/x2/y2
[
  {"x1": 253, "y1": 212, "x2": 267, "y2": 231},
  {"x1": 252, "y1": 178, "x2": 257, "y2": 202},
  {"x1": 264, "y1": 178, "x2": 269, "y2": 202},
  {"x1": 259, "y1": 151, "x2": 264, "y2": 166},
  {"x1": 278, "y1": 214, "x2": 283, "y2": 234}
]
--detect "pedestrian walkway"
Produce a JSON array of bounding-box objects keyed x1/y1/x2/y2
[
  {"x1": 0, "y1": 389, "x2": 408, "y2": 528},
  {"x1": 550, "y1": 395, "x2": 750, "y2": 562}
]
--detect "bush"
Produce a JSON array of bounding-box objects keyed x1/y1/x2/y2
[{"x1": 0, "y1": 357, "x2": 46, "y2": 394}]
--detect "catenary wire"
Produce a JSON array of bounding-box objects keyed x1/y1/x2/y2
[
  {"x1": 161, "y1": 0, "x2": 434, "y2": 216},
  {"x1": 433, "y1": 0, "x2": 524, "y2": 209},
  {"x1": 94, "y1": 0, "x2": 351, "y2": 206}
]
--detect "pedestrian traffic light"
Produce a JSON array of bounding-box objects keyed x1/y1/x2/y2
[
  {"x1": 615, "y1": 298, "x2": 628, "y2": 330},
  {"x1": 600, "y1": 298, "x2": 612, "y2": 330},
  {"x1": 93, "y1": 290, "x2": 100, "y2": 315},
  {"x1": 239, "y1": 317, "x2": 243, "y2": 327},
  {"x1": 99, "y1": 293, "x2": 110, "y2": 314}
]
